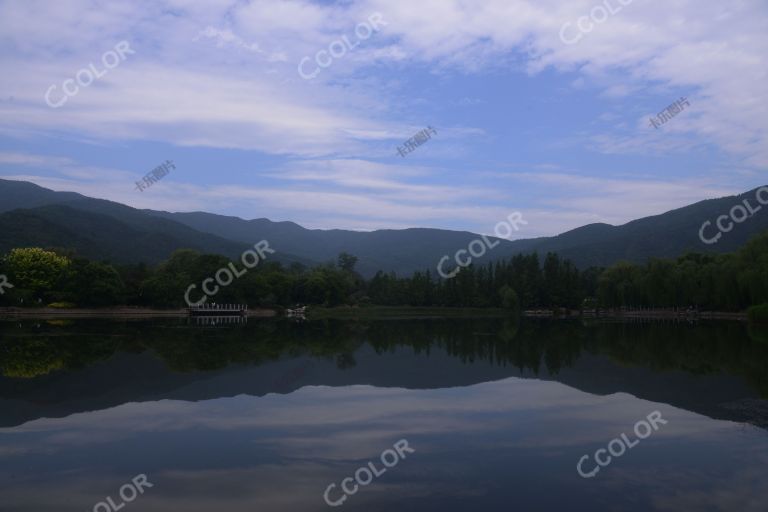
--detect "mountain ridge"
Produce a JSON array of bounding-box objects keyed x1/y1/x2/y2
[{"x1": 1, "y1": 178, "x2": 766, "y2": 276}]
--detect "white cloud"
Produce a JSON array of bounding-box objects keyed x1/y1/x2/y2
[
  {"x1": 504, "y1": 171, "x2": 739, "y2": 226},
  {"x1": 0, "y1": 0, "x2": 764, "y2": 165},
  {"x1": 2, "y1": 149, "x2": 752, "y2": 236},
  {"x1": 195, "y1": 26, "x2": 261, "y2": 53},
  {"x1": 0, "y1": 0, "x2": 765, "y2": 234}
]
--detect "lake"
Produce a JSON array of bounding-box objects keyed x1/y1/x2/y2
[{"x1": 1, "y1": 316, "x2": 767, "y2": 511}]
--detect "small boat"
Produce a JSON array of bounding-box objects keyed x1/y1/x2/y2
[{"x1": 285, "y1": 306, "x2": 307, "y2": 318}]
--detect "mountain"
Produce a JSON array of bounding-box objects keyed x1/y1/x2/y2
[
  {"x1": 145, "y1": 210, "x2": 532, "y2": 276},
  {"x1": 1, "y1": 178, "x2": 767, "y2": 274},
  {"x1": 0, "y1": 179, "x2": 520, "y2": 274},
  {"x1": 0, "y1": 180, "x2": 310, "y2": 266},
  {"x1": 148, "y1": 186, "x2": 768, "y2": 272},
  {"x1": 491, "y1": 189, "x2": 768, "y2": 267}
]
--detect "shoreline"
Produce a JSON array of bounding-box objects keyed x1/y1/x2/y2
[
  {"x1": 0, "y1": 306, "x2": 748, "y2": 321},
  {"x1": 0, "y1": 307, "x2": 277, "y2": 319}
]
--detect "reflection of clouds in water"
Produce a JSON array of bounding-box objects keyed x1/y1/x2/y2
[
  {"x1": 2, "y1": 378, "x2": 598, "y2": 457},
  {"x1": 651, "y1": 466, "x2": 768, "y2": 512},
  {"x1": 0, "y1": 474, "x2": 136, "y2": 512},
  {"x1": 1, "y1": 377, "x2": 740, "y2": 456},
  {"x1": 596, "y1": 463, "x2": 768, "y2": 512},
  {"x1": 2, "y1": 377, "x2": 768, "y2": 511},
  {"x1": 0, "y1": 444, "x2": 33, "y2": 456},
  {"x1": 0, "y1": 465, "x2": 446, "y2": 512}
]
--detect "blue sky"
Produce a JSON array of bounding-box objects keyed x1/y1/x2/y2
[{"x1": 0, "y1": 0, "x2": 766, "y2": 238}]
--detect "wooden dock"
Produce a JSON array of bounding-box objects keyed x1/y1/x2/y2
[{"x1": 188, "y1": 304, "x2": 248, "y2": 316}]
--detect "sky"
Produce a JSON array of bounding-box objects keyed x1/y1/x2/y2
[{"x1": 0, "y1": 0, "x2": 766, "y2": 238}]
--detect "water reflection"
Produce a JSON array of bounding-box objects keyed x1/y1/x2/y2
[
  {"x1": 1, "y1": 318, "x2": 767, "y2": 428},
  {"x1": 1, "y1": 317, "x2": 768, "y2": 511},
  {"x1": 1, "y1": 377, "x2": 767, "y2": 511},
  {"x1": 188, "y1": 315, "x2": 248, "y2": 327}
]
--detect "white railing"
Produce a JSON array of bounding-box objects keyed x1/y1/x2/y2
[{"x1": 188, "y1": 304, "x2": 248, "y2": 312}]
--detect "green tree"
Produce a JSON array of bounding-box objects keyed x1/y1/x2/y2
[
  {"x1": 4, "y1": 248, "x2": 71, "y2": 295},
  {"x1": 499, "y1": 285, "x2": 521, "y2": 314},
  {"x1": 59, "y1": 259, "x2": 125, "y2": 306},
  {"x1": 337, "y1": 252, "x2": 358, "y2": 273}
]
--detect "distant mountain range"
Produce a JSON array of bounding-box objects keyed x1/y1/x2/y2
[{"x1": 1, "y1": 178, "x2": 766, "y2": 276}]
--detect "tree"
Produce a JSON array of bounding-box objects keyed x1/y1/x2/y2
[
  {"x1": 60, "y1": 259, "x2": 124, "y2": 306},
  {"x1": 4, "y1": 248, "x2": 71, "y2": 295},
  {"x1": 499, "y1": 285, "x2": 521, "y2": 314},
  {"x1": 337, "y1": 252, "x2": 358, "y2": 273}
]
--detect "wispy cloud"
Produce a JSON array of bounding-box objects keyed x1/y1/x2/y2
[
  {"x1": 0, "y1": 0, "x2": 765, "y2": 233},
  {"x1": 0, "y1": 0, "x2": 765, "y2": 163}
]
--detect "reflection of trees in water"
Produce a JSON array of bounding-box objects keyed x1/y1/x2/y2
[
  {"x1": 336, "y1": 353, "x2": 356, "y2": 369},
  {"x1": 364, "y1": 317, "x2": 583, "y2": 377},
  {"x1": 0, "y1": 339, "x2": 65, "y2": 378},
  {"x1": 587, "y1": 321, "x2": 768, "y2": 397},
  {"x1": 748, "y1": 324, "x2": 768, "y2": 345},
  {"x1": 1, "y1": 318, "x2": 766, "y2": 396},
  {"x1": 0, "y1": 331, "x2": 123, "y2": 378}
]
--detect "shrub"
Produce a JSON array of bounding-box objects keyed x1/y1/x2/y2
[
  {"x1": 747, "y1": 303, "x2": 768, "y2": 324},
  {"x1": 47, "y1": 302, "x2": 77, "y2": 309}
]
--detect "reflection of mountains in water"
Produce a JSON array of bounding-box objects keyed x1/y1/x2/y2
[{"x1": 0, "y1": 318, "x2": 767, "y2": 430}]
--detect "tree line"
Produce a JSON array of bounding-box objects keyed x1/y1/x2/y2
[{"x1": 1, "y1": 230, "x2": 767, "y2": 311}]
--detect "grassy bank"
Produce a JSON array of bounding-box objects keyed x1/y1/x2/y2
[
  {"x1": 0, "y1": 307, "x2": 277, "y2": 319},
  {"x1": 307, "y1": 306, "x2": 512, "y2": 319}
]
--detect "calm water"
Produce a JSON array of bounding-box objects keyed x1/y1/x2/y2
[{"x1": 1, "y1": 317, "x2": 767, "y2": 511}]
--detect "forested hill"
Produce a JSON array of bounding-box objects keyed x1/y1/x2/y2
[
  {"x1": 0, "y1": 180, "x2": 313, "y2": 267},
  {"x1": 1, "y1": 178, "x2": 767, "y2": 275},
  {"x1": 146, "y1": 210, "x2": 539, "y2": 277},
  {"x1": 492, "y1": 188, "x2": 768, "y2": 267},
  {"x1": 150, "y1": 186, "x2": 768, "y2": 271}
]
